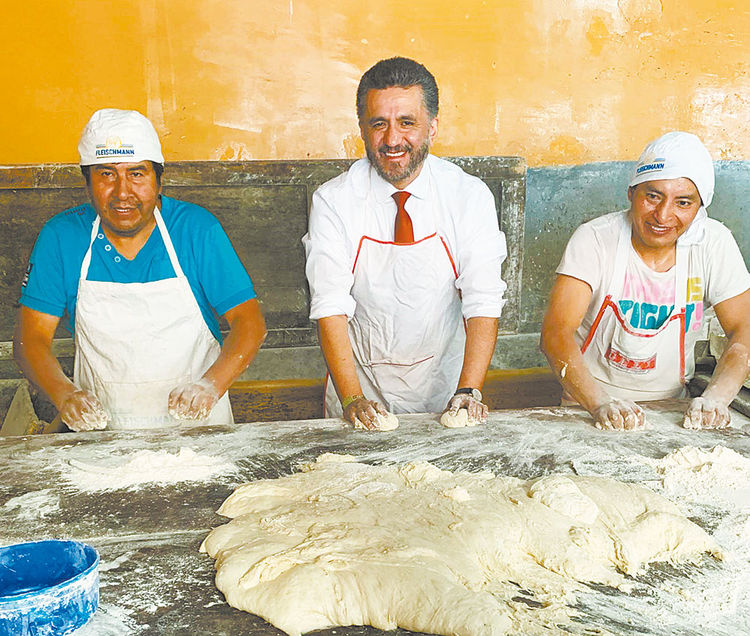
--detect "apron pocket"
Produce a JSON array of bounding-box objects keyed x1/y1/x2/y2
[{"x1": 364, "y1": 356, "x2": 436, "y2": 409}]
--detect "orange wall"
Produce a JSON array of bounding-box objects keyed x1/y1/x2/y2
[{"x1": 5, "y1": 1, "x2": 750, "y2": 166}]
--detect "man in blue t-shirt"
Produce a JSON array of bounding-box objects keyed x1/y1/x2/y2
[{"x1": 14, "y1": 109, "x2": 266, "y2": 431}]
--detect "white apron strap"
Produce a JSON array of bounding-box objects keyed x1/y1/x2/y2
[
  {"x1": 610, "y1": 213, "x2": 632, "y2": 298},
  {"x1": 79, "y1": 216, "x2": 102, "y2": 281},
  {"x1": 673, "y1": 244, "x2": 688, "y2": 312},
  {"x1": 79, "y1": 207, "x2": 184, "y2": 280},
  {"x1": 673, "y1": 243, "x2": 689, "y2": 383},
  {"x1": 152, "y1": 207, "x2": 186, "y2": 278}
]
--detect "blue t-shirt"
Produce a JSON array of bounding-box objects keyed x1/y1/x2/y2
[{"x1": 20, "y1": 195, "x2": 256, "y2": 342}]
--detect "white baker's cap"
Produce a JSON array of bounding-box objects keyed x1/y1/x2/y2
[
  {"x1": 629, "y1": 132, "x2": 714, "y2": 245},
  {"x1": 629, "y1": 131, "x2": 714, "y2": 208},
  {"x1": 78, "y1": 108, "x2": 164, "y2": 166}
]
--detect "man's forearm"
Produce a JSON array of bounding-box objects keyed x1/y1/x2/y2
[
  {"x1": 317, "y1": 315, "x2": 362, "y2": 401},
  {"x1": 540, "y1": 331, "x2": 610, "y2": 415},
  {"x1": 202, "y1": 299, "x2": 267, "y2": 396},
  {"x1": 700, "y1": 291, "x2": 750, "y2": 409},
  {"x1": 456, "y1": 317, "x2": 498, "y2": 390},
  {"x1": 13, "y1": 331, "x2": 76, "y2": 411},
  {"x1": 702, "y1": 338, "x2": 750, "y2": 407}
]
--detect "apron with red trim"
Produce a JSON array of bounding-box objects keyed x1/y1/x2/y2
[
  {"x1": 325, "y1": 232, "x2": 465, "y2": 416},
  {"x1": 579, "y1": 214, "x2": 689, "y2": 402}
]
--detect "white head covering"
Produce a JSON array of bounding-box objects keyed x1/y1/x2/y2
[
  {"x1": 78, "y1": 109, "x2": 164, "y2": 166},
  {"x1": 629, "y1": 131, "x2": 714, "y2": 245}
]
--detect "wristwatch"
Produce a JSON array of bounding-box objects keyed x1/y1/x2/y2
[{"x1": 454, "y1": 387, "x2": 482, "y2": 401}]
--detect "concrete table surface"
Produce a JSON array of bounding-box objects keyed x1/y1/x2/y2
[{"x1": 1, "y1": 401, "x2": 749, "y2": 635}]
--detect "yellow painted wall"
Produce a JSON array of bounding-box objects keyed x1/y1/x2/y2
[{"x1": 5, "y1": 0, "x2": 750, "y2": 166}]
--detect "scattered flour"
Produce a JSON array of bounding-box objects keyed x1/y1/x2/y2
[
  {"x1": 627, "y1": 444, "x2": 750, "y2": 634},
  {"x1": 99, "y1": 551, "x2": 137, "y2": 573},
  {"x1": 63, "y1": 447, "x2": 236, "y2": 492},
  {"x1": 2, "y1": 489, "x2": 60, "y2": 520},
  {"x1": 201, "y1": 454, "x2": 721, "y2": 636},
  {"x1": 92, "y1": 550, "x2": 216, "y2": 631},
  {"x1": 645, "y1": 445, "x2": 750, "y2": 508},
  {"x1": 301, "y1": 452, "x2": 357, "y2": 468},
  {"x1": 75, "y1": 603, "x2": 144, "y2": 635}
]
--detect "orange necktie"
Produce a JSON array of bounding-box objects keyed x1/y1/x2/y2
[{"x1": 392, "y1": 191, "x2": 413, "y2": 244}]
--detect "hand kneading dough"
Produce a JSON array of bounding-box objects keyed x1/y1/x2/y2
[
  {"x1": 201, "y1": 455, "x2": 722, "y2": 636},
  {"x1": 440, "y1": 408, "x2": 479, "y2": 428},
  {"x1": 353, "y1": 412, "x2": 399, "y2": 431}
]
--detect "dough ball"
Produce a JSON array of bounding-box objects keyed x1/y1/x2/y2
[
  {"x1": 440, "y1": 409, "x2": 480, "y2": 428},
  {"x1": 353, "y1": 412, "x2": 399, "y2": 431}
]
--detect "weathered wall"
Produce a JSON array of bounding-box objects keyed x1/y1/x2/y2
[
  {"x1": 0, "y1": 158, "x2": 526, "y2": 387},
  {"x1": 3, "y1": 1, "x2": 750, "y2": 166},
  {"x1": 3, "y1": 1, "x2": 750, "y2": 379},
  {"x1": 523, "y1": 160, "x2": 750, "y2": 332}
]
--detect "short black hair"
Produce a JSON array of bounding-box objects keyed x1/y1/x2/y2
[
  {"x1": 80, "y1": 161, "x2": 164, "y2": 186},
  {"x1": 356, "y1": 57, "x2": 438, "y2": 121}
]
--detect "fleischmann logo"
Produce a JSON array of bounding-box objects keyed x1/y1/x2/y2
[
  {"x1": 95, "y1": 136, "x2": 135, "y2": 158},
  {"x1": 635, "y1": 157, "x2": 666, "y2": 175}
]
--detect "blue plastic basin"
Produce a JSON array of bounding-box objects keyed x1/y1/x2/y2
[{"x1": 0, "y1": 540, "x2": 99, "y2": 636}]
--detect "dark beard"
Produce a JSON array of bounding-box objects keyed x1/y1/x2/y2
[{"x1": 366, "y1": 139, "x2": 430, "y2": 186}]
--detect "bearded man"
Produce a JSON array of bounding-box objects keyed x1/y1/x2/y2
[{"x1": 303, "y1": 57, "x2": 507, "y2": 428}]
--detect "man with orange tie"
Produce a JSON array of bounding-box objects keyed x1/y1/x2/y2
[{"x1": 303, "y1": 57, "x2": 507, "y2": 428}]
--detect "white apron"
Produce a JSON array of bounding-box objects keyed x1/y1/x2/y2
[
  {"x1": 579, "y1": 215, "x2": 688, "y2": 402},
  {"x1": 325, "y1": 231, "x2": 465, "y2": 416},
  {"x1": 73, "y1": 208, "x2": 234, "y2": 429}
]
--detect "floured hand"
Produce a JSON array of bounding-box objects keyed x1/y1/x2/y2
[
  {"x1": 169, "y1": 378, "x2": 219, "y2": 421},
  {"x1": 592, "y1": 398, "x2": 645, "y2": 431},
  {"x1": 60, "y1": 389, "x2": 108, "y2": 431},
  {"x1": 354, "y1": 411, "x2": 399, "y2": 431},
  {"x1": 683, "y1": 397, "x2": 731, "y2": 429},
  {"x1": 440, "y1": 409, "x2": 480, "y2": 428},
  {"x1": 445, "y1": 393, "x2": 488, "y2": 423},
  {"x1": 344, "y1": 397, "x2": 389, "y2": 431}
]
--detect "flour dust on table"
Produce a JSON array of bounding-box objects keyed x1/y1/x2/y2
[
  {"x1": 63, "y1": 446, "x2": 237, "y2": 491},
  {"x1": 201, "y1": 454, "x2": 721, "y2": 635}
]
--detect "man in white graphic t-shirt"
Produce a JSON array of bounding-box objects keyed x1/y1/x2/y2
[{"x1": 541, "y1": 132, "x2": 750, "y2": 431}]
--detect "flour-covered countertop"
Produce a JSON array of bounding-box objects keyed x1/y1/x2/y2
[{"x1": 1, "y1": 401, "x2": 749, "y2": 635}]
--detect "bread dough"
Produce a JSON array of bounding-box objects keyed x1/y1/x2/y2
[
  {"x1": 528, "y1": 474, "x2": 599, "y2": 525},
  {"x1": 201, "y1": 455, "x2": 721, "y2": 636},
  {"x1": 440, "y1": 408, "x2": 479, "y2": 428},
  {"x1": 353, "y1": 412, "x2": 399, "y2": 431}
]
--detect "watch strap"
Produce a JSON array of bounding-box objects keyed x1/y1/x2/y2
[{"x1": 454, "y1": 387, "x2": 482, "y2": 401}]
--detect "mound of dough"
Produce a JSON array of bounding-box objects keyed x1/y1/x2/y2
[
  {"x1": 201, "y1": 455, "x2": 721, "y2": 636},
  {"x1": 440, "y1": 408, "x2": 480, "y2": 428},
  {"x1": 353, "y1": 412, "x2": 399, "y2": 431},
  {"x1": 528, "y1": 474, "x2": 600, "y2": 525}
]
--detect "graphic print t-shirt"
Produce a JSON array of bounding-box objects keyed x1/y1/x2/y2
[
  {"x1": 556, "y1": 210, "x2": 750, "y2": 375},
  {"x1": 619, "y1": 252, "x2": 703, "y2": 335}
]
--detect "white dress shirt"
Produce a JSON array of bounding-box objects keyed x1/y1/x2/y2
[{"x1": 303, "y1": 154, "x2": 508, "y2": 321}]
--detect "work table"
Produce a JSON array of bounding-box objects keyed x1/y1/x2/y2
[{"x1": 1, "y1": 402, "x2": 749, "y2": 635}]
